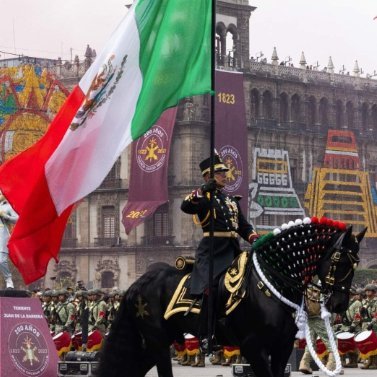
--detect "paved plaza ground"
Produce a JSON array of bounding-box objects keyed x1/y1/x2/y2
[{"x1": 146, "y1": 359, "x2": 373, "y2": 377}]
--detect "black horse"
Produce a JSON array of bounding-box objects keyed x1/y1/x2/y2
[{"x1": 99, "y1": 218, "x2": 365, "y2": 377}]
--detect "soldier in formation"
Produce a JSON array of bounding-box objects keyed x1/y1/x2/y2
[
  {"x1": 39, "y1": 286, "x2": 124, "y2": 339},
  {"x1": 333, "y1": 283, "x2": 377, "y2": 370}
]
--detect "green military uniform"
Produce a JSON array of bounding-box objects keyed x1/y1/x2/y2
[
  {"x1": 299, "y1": 285, "x2": 337, "y2": 374},
  {"x1": 54, "y1": 290, "x2": 77, "y2": 334},
  {"x1": 74, "y1": 290, "x2": 88, "y2": 333},
  {"x1": 360, "y1": 285, "x2": 377, "y2": 332},
  {"x1": 88, "y1": 289, "x2": 108, "y2": 335},
  {"x1": 107, "y1": 291, "x2": 121, "y2": 328},
  {"x1": 49, "y1": 290, "x2": 59, "y2": 333},
  {"x1": 341, "y1": 293, "x2": 362, "y2": 333},
  {"x1": 41, "y1": 290, "x2": 53, "y2": 328},
  {"x1": 358, "y1": 284, "x2": 377, "y2": 369}
]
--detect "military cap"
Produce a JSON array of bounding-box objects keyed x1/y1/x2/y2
[
  {"x1": 75, "y1": 290, "x2": 84, "y2": 297},
  {"x1": 356, "y1": 288, "x2": 364, "y2": 295},
  {"x1": 199, "y1": 154, "x2": 229, "y2": 176},
  {"x1": 58, "y1": 289, "x2": 69, "y2": 296},
  {"x1": 365, "y1": 284, "x2": 377, "y2": 292},
  {"x1": 51, "y1": 290, "x2": 59, "y2": 297}
]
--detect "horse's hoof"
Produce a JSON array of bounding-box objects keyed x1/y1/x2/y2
[{"x1": 298, "y1": 368, "x2": 312, "y2": 375}]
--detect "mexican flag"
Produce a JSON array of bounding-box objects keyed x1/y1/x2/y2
[{"x1": 0, "y1": 0, "x2": 211, "y2": 284}]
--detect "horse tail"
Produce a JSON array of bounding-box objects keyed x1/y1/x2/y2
[{"x1": 98, "y1": 290, "x2": 143, "y2": 377}]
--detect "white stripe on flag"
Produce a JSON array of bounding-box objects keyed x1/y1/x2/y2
[{"x1": 46, "y1": 8, "x2": 143, "y2": 215}]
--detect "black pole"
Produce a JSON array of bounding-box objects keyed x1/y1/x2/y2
[{"x1": 207, "y1": 0, "x2": 216, "y2": 355}]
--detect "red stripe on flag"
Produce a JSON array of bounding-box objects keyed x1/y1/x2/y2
[{"x1": 0, "y1": 86, "x2": 85, "y2": 284}]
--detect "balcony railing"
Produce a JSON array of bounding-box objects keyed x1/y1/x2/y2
[
  {"x1": 61, "y1": 238, "x2": 78, "y2": 248},
  {"x1": 141, "y1": 235, "x2": 175, "y2": 246},
  {"x1": 94, "y1": 237, "x2": 122, "y2": 247}
]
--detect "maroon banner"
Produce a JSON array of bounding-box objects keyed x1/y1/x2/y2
[
  {"x1": 215, "y1": 70, "x2": 249, "y2": 214},
  {"x1": 122, "y1": 107, "x2": 177, "y2": 234},
  {"x1": 0, "y1": 297, "x2": 58, "y2": 376}
]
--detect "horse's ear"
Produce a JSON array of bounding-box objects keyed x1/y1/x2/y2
[
  {"x1": 341, "y1": 226, "x2": 353, "y2": 245},
  {"x1": 356, "y1": 227, "x2": 367, "y2": 244}
]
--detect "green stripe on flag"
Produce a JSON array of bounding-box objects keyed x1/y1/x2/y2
[{"x1": 132, "y1": 0, "x2": 211, "y2": 139}]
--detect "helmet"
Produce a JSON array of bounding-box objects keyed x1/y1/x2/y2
[
  {"x1": 365, "y1": 284, "x2": 377, "y2": 292},
  {"x1": 42, "y1": 290, "x2": 52, "y2": 297}
]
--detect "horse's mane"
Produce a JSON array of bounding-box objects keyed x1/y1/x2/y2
[{"x1": 251, "y1": 216, "x2": 347, "y2": 290}]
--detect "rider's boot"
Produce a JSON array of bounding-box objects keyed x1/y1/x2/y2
[
  {"x1": 298, "y1": 349, "x2": 313, "y2": 374},
  {"x1": 191, "y1": 351, "x2": 205, "y2": 367}
]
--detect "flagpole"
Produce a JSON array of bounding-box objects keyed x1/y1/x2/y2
[{"x1": 207, "y1": 0, "x2": 216, "y2": 355}]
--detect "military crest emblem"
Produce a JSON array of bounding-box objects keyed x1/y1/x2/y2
[{"x1": 219, "y1": 145, "x2": 243, "y2": 192}]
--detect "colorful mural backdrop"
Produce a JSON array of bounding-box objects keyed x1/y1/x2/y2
[
  {"x1": 305, "y1": 130, "x2": 377, "y2": 237},
  {"x1": 0, "y1": 65, "x2": 69, "y2": 162},
  {"x1": 249, "y1": 148, "x2": 305, "y2": 232}
]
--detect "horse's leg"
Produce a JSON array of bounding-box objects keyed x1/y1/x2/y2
[
  {"x1": 136, "y1": 345, "x2": 173, "y2": 377},
  {"x1": 241, "y1": 337, "x2": 273, "y2": 377},
  {"x1": 156, "y1": 347, "x2": 173, "y2": 377},
  {"x1": 270, "y1": 339, "x2": 295, "y2": 377}
]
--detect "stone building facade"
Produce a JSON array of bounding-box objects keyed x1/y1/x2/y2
[{"x1": 9, "y1": 0, "x2": 375, "y2": 290}]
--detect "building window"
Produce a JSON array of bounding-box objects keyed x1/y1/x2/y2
[
  {"x1": 291, "y1": 94, "x2": 300, "y2": 123},
  {"x1": 335, "y1": 100, "x2": 344, "y2": 129},
  {"x1": 319, "y1": 98, "x2": 328, "y2": 126},
  {"x1": 101, "y1": 271, "x2": 115, "y2": 289},
  {"x1": 263, "y1": 91, "x2": 273, "y2": 119},
  {"x1": 308, "y1": 96, "x2": 316, "y2": 126},
  {"x1": 280, "y1": 93, "x2": 289, "y2": 123},
  {"x1": 102, "y1": 206, "x2": 116, "y2": 238},
  {"x1": 250, "y1": 89, "x2": 260, "y2": 120},
  {"x1": 361, "y1": 103, "x2": 369, "y2": 131},
  {"x1": 346, "y1": 101, "x2": 354, "y2": 129},
  {"x1": 63, "y1": 213, "x2": 76, "y2": 239},
  {"x1": 153, "y1": 204, "x2": 169, "y2": 237}
]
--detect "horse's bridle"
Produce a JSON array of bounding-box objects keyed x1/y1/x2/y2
[{"x1": 322, "y1": 245, "x2": 359, "y2": 295}]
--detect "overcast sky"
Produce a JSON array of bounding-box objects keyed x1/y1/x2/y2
[{"x1": 1, "y1": 0, "x2": 376, "y2": 77}]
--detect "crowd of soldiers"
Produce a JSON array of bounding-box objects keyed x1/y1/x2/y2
[
  {"x1": 38, "y1": 286, "x2": 124, "y2": 340},
  {"x1": 334, "y1": 283, "x2": 377, "y2": 369}
]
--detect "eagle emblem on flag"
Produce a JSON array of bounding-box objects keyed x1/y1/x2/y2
[{"x1": 70, "y1": 53, "x2": 127, "y2": 130}]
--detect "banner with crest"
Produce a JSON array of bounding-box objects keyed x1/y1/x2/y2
[
  {"x1": 122, "y1": 107, "x2": 177, "y2": 234},
  {"x1": 215, "y1": 70, "x2": 249, "y2": 215}
]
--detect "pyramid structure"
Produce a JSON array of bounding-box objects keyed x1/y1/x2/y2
[{"x1": 305, "y1": 130, "x2": 377, "y2": 237}]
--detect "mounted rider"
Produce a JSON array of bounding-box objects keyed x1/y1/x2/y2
[{"x1": 181, "y1": 154, "x2": 258, "y2": 346}]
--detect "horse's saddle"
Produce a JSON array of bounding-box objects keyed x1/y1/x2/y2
[{"x1": 164, "y1": 252, "x2": 249, "y2": 320}]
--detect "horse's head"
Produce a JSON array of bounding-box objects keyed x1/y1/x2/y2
[{"x1": 317, "y1": 226, "x2": 366, "y2": 313}]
